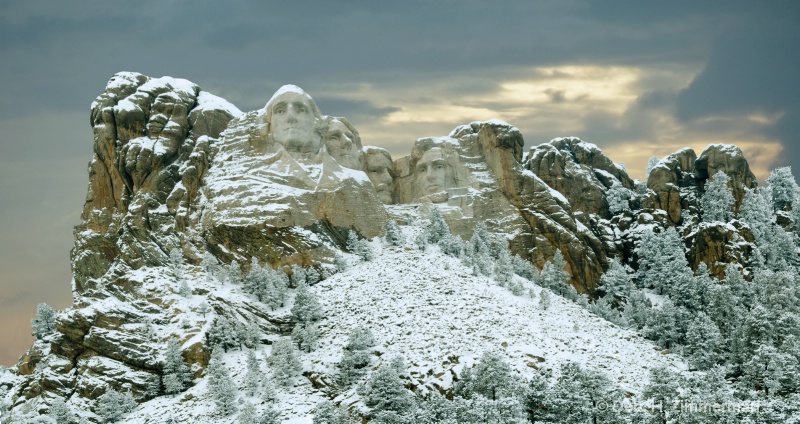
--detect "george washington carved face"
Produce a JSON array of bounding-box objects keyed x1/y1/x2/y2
[{"x1": 265, "y1": 87, "x2": 323, "y2": 156}]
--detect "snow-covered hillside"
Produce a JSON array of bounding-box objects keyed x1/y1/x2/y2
[{"x1": 108, "y1": 224, "x2": 685, "y2": 423}]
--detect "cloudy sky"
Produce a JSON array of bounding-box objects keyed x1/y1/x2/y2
[{"x1": 1, "y1": 1, "x2": 798, "y2": 365}]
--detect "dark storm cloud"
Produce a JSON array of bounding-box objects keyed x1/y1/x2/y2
[{"x1": 2, "y1": 0, "x2": 800, "y2": 365}]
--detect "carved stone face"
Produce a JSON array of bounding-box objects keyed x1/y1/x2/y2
[
  {"x1": 365, "y1": 151, "x2": 394, "y2": 204},
  {"x1": 325, "y1": 119, "x2": 360, "y2": 169},
  {"x1": 269, "y1": 91, "x2": 320, "y2": 155},
  {"x1": 416, "y1": 148, "x2": 452, "y2": 198}
]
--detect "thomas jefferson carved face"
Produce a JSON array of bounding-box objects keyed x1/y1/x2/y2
[
  {"x1": 365, "y1": 150, "x2": 394, "y2": 204},
  {"x1": 268, "y1": 91, "x2": 320, "y2": 155},
  {"x1": 416, "y1": 148, "x2": 453, "y2": 198},
  {"x1": 325, "y1": 119, "x2": 360, "y2": 169}
]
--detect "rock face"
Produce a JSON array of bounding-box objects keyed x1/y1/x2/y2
[
  {"x1": 695, "y1": 144, "x2": 758, "y2": 212},
  {"x1": 645, "y1": 148, "x2": 698, "y2": 225},
  {"x1": 393, "y1": 123, "x2": 609, "y2": 291},
  {"x1": 6, "y1": 73, "x2": 770, "y2": 420}
]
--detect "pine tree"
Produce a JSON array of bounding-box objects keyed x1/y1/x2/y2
[
  {"x1": 470, "y1": 351, "x2": 519, "y2": 401},
  {"x1": 292, "y1": 322, "x2": 319, "y2": 353},
  {"x1": 685, "y1": 312, "x2": 725, "y2": 370},
  {"x1": 606, "y1": 180, "x2": 632, "y2": 215},
  {"x1": 469, "y1": 222, "x2": 493, "y2": 276},
  {"x1": 146, "y1": 374, "x2": 161, "y2": 398},
  {"x1": 385, "y1": 220, "x2": 405, "y2": 246},
  {"x1": 169, "y1": 247, "x2": 184, "y2": 281},
  {"x1": 346, "y1": 230, "x2": 360, "y2": 254},
  {"x1": 524, "y1": 369, "x2": 550, "y2": 423},
  {"x1": 201, "y1": 251, "x2": 218, "y2": 274},
  {"x1": 539, "y1": 250, "x2": 570, "y2": 297},
  {"x1": 622, "y1": 289, "x2": 652, "y2": 330},
  {"x1": 244, "y1": 350, "x2": 261, "y2": 397},
  {"x1": 700, "y1": 171, "x2": 735, "y2": 222},
  {"x1": 767, "y1": 166, "x2": 798, "y2": 211},
  {"x1": 207, "y1": 348, "x2": 237, "y2": 416},
  {"x1": 267, "y1": 339, "x2": 302, "y2": 387},
  {"x1": 262, "y1": 374, "x2": 277, "y2": 404},
  {"x1": 306, "y1": 267, "x2": 321, "y2": 285},
  {"x1": 97, "y1": 387, "x2": 135, "y2": 423},
  {"x1": 636, "y1": 227, "x2": 691, "y2": 295},
  {"x1": 363, "y1": 358, "x2": 415, "y2": 418},
  {"x1": 207, "y1": 316, "x2": 239, "y2": 352},
  {"x1": 642, "y1": 367, "x2": 682, "y2": 424},
  {"x1": 312, "y1": 401, "x2": 343, "y2": 424},
  {"x1": 31, "y1": 303, "x2": 57, "y2": 339},
  {"x1": 198, "y1": 301, "x2": 210, "y2": 318},
  {"x1": 239, "y1": 401, "x2": 257, "y2": 424},
  {"x1": 645, "y1": 156, "x2": 660, "y2": 179},
  {"x1": 163, "y1": 338, "x2": 192, "y2": 395},
  {"x1": 48, "y1": 397, "x2": 72, "y2": 424},
  {"x1": 643, "y1": 300, "x2": 682, "y2": 349},
  {"x1": 538, "y1": 289, "x2": 551, "y2": 310},
  {"x1": 494, "y1": 246, "x2": 513, "y2": 286},
  {"x1": 545, "y1": 362, "x2": 622, "y2": 424},
  {"x1": 290, "y1": 264, "x2": 307, "y2": 288},
  {"x1": 340, "y1": 327, "x2": 375, "y2": 386},
  {"x1": 334, "y1": 255, "x2": 348, "y2": 273},
  {"x1": 228, "y1": 260, "x2": 242, "y2": 285},
  {"x1": 292, "y1": 282, "x2": 323, "y2": 324},
  {"x1": 178, "y1": 280, "x2": 191, "y2": 298},
  {"x1": 739, "y1": 187, "x2": 775, "y2": 244},
  {"x1": 258, "y1": 405, "x2": 282, "y2": 424},
  {"x1": 244, "y1": 257, "x2": 263, "y2": 296},
  {"x1": 600, "y1": 258, "x2": 634, "y2": 298},
  {"x1": 426, "y1": 206, "x2": 450, "y2": 244}
]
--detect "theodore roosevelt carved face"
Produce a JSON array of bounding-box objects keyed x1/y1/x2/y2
[{"x1": 364, "y1": 147, "x2": 394, "y2": 204}]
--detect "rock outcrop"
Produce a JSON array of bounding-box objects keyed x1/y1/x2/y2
[{"x1": 695, "y1": 144, "x2": 758, "y2": 212}]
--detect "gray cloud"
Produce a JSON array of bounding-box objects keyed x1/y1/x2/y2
[{"x1": 2, "y1": 1, "x2": 799, "y2": 365}]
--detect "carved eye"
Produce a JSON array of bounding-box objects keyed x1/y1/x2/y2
[
  {"x1": 275, "y1": 106, "x2": 285, "y2": 114},
  {"x1": 295, "y1": 103, "x2": 307, "y2": 113}
]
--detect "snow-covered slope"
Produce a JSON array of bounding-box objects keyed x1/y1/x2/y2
[{"x1": 113, "y1": 225, "x2": 685, "y2": 423}]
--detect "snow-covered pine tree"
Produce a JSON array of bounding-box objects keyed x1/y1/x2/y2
[
  {"x1": 468, "y1": 222, "x2": 493, "y2": 276},
  {"x1": 146, "y1": 374, "x2": 161, "y2": 398},
  {"x1": 538, "y1": 289, "x2": 551, "y2": 310},
  {"x1": 244, "y1": 350, "x2": 261, "y2": 397},
  {"x1": 47, "y1": 397, "x2": 72, "y2": 424},
  {"x1": 426, "y1": 206, "x2": 450, "y2": 244},
  {"x1": 207, "y1": 316, "x2": 239, "y2": 352},
  {"x1": 207, "y1": 348, "x2": 238, "y2": 416},
  {"x1": 606, "y1": 180, "x2": 632, "y2": 215},
  {"x1": 685, "y1": 312, "x2": 725, "y2": 370},
  {"x1": 539, "y1": 250, "x2": 570, "y2": 297},
  {"x1": 258, "y1": 405, "x2": 282, "y2": 424},
  {"x1": 96, "y1": 388, "x2": 135, "y2": 423},
  {"x1": 267, "y1": 339, "x2": 302, "y2": 387},
  {"x1": 494, "y1": 247, "x2": 513, "y2": 286},
  {"x1": 201, "y1": 251, "x2": 218, "y2": 274},
  {"x1": 340, "y1": 327, "x2": 375, "y2": 386},
  {"x1": 178, "y1": 279, "x2": 191, "y2": 298},
  {"x1": 363, "y1": 358, "x2": 415, "y2": 419},
  {"x1": 334, "y1": 254, "x2": 348, "y2": 272},
  {"x1": 622, "y1": 289, "x2": 652, "y2": 330},
  {"x1": 600, "y1": 258, "x2": 634, "y2": 298},
  {"x1": 169, "y1": 247, "x2": 184, "y2": 281},
  {"x1": 469, "y1": 351, "x2": 519, "y2": 401},
  {"x1": 31, "y1": 303, "x2": 57, "y2": 339},
  {"x1": 739, "y1": 187, "x2": 775, "y2": 243},
  {"x1": 545, "y1": 362, "x2": 622, "y2": 424},
  {"x1": 163, "y1": 338, "x2": 192, "y2": 395},
  {"x1": 385, "y1": 220, "x2": 405, "y2": 246},
  {"x1": 228, "y1": 260, "x2": 242, "y2": 285},
  {"x1": 198, "y1": 301, "x2": 210, "y2": 318},
  {"x1": 636, "y1": 227, "x2": 691, "y2": 295},
  {"x1": 767, "y1": 166, "x2": 798, "y2": 211},
  {"x1": 346, "y1": 230, "x2": 360, "y2": 254},
  {"x1": 292, "y1": 281, "x2": 323, "y2": 324},
  {"x1": 291, "y1": 322, "x2": 319, "y2": 353},
  {"x1": 643, "y1": 299, "x2": 683, "y2": 349},
  {"x1": 524, "y1": 368, "x2": 550, "y2": 424},
  {"x1": 238, "y1": 401, "x2": 257, "y2": 424},
  {"x1": 700, "y1": 171, "x2": 735, "y2": 222},
  {"x1": 290, "y1": 264, "x2": 307, "y2": 288},
  {"x1": 645, "y1": 156, "x2": 660, "y2": 179},
  {"x1": 642, "y1": 367, "x2": 682, "y2": 424},
  {"x1": 306, "y1": 267, "x2": 321, "y2": 285},
  {"x1": 243, "y1": 257, "x2": 263, "y2": 296}
]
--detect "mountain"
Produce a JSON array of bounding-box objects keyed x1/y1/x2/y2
[{"x1": 2, "y1": 72, "x2": 798, "y2": 423}]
